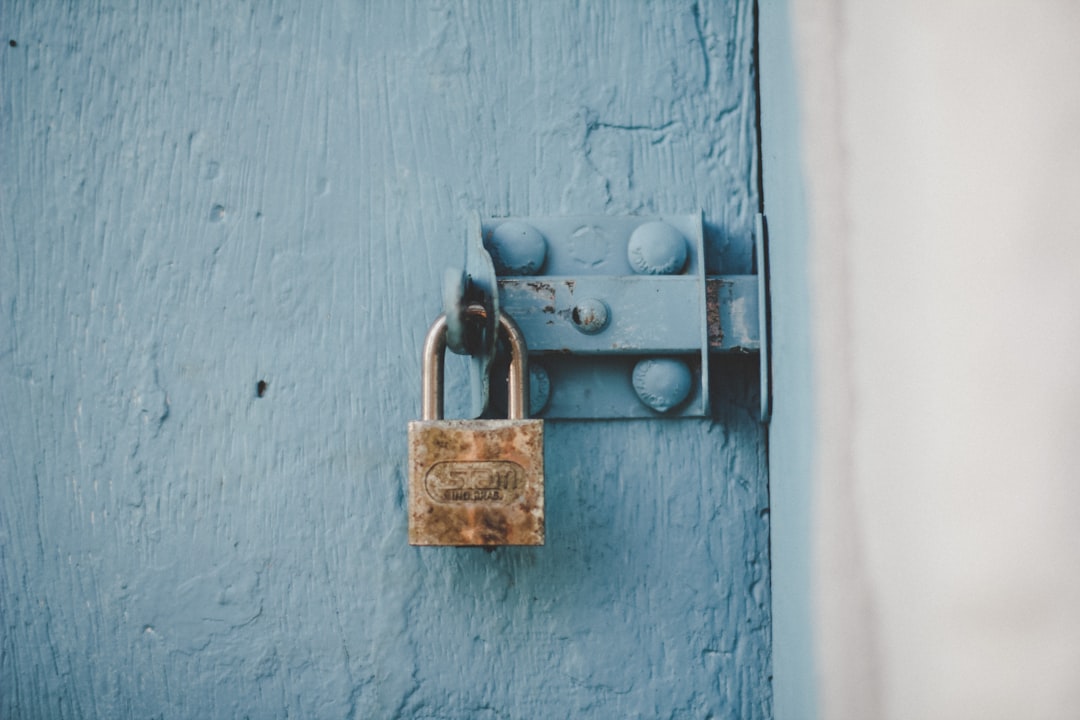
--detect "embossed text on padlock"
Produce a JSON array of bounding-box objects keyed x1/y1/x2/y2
[{"x1": 407, "y1": 306, "x2": 545, "y2": 546}]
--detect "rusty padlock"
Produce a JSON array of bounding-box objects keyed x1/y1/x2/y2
[{"x1": 408, "y1": 306, "x2": 545, "y2": 546}]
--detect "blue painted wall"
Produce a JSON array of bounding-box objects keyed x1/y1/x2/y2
[{"x1": 0, "y1": 2, "x2": 770, "y2": 716}]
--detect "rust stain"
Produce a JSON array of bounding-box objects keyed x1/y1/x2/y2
[
  {"x1": 408, "y1": 419, "x2": 544, "y2": 546},
  {"x1": 523, "y1": 280, "x2": 556, "y2": 300},
  {"x1": 706, "y1": 277, "x2": 724, "y2": 348}
]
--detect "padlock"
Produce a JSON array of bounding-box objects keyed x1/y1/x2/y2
[{"x1": 408, "y1": 306, "x2": 545, "y2": 546}]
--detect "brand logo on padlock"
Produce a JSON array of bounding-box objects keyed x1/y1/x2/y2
[
  {"x1": 407, "y1": 307, "x2": 545, "y2": 546},
  {"x1": 425, "y1": 461, "x2": 525, "y2": 504}
]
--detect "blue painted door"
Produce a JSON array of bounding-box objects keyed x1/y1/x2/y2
[{"x1": 0, "y1": 1, "x2": 770, "y2": 716}]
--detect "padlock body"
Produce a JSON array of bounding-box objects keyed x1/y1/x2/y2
[{"x1": 408, "y1": 419, "x2": 544, "y2": 546}]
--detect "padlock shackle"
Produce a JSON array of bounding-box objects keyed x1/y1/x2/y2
[
  {"x1": 422, "y1": 305, "x2": 530, "y2": 421},
  {"x1": 421, "y1": 313, "x2": 450, "y2": 422}
]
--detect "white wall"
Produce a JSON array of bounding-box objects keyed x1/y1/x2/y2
[{"x1": 792, "y1": 1, "x2": 1080, "y2": 718}]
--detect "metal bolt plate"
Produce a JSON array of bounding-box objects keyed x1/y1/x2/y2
[{"x1": 483, "y1": 214, "x2": 712, "y2": 418}]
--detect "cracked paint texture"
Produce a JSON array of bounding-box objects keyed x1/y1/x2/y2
[{"x1": 0, "y1": 1, "x2": 769, "y2": 717}]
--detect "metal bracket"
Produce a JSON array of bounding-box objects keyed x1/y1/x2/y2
[
  {"x1": 464, "y1": 213, "x2": 768, "y2": 420},
  {"x1": 442, "y1": 212, "x2": 499, "y2": 418},
  {"x1": 755, "y1": 212, "x2": 772, "y2": 424}
]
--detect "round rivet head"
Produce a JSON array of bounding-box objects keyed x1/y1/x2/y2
[
  {"x1": 570, "y1": 298, "x2": 610, "y2": 334},
  {"x1": 488, "y1": 221, "x2": 547, "y2": 276},
  {"x1": 632, "y1": 358, "x2": 692, "y2": 413},
  {"x1": 627, "y1": 221, "x2": 688, "y2": 275},
  {"x1": 530, "y1": 363, "x2": 551, "y2": 416}
]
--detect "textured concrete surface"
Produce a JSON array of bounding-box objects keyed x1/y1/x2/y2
[{"x1": 0, "y1": 1, "x2": 769, "y2": 717}]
